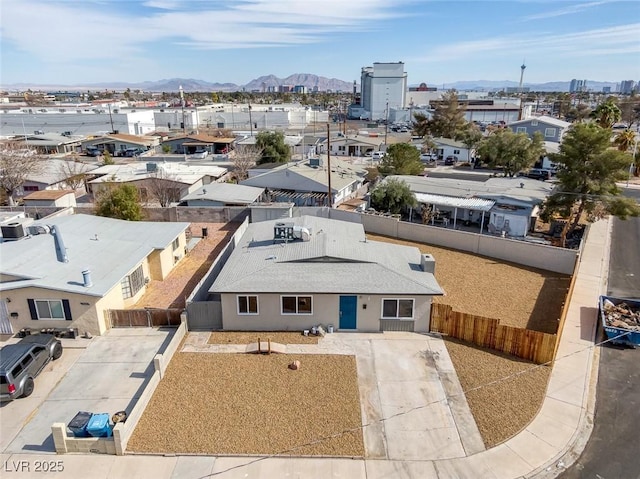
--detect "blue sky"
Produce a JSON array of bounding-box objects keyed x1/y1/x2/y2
[{"x1": 1, "y1": 0, "x2": 638, "y2": 86}]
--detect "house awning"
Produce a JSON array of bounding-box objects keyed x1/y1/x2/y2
[
  {"x1": 269, "y1": 189, "x2": 327, "y2": 201},
  {"x1": 182, "y1": 141, "x2": 215, "y2": 146},
  {"x1": 415, "y1": 192, "x2": 495, "y2": 211}
]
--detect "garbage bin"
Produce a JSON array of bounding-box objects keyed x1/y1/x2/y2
[
  {"x1": 328, "y1": 324, "x2": 334, "y2": 334},
  {"x1": 68, "y1": 411, "x2": 93, "y2": 438},
  {"x1": 86, "y1": 413, "x2": 112, "y2": 438}
]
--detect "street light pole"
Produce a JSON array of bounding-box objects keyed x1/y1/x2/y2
[
  {"x1": 627, "y1": 132, "x2": 638, "y2": 187},
  {"x1": 248, "y1": 103, "x2": 253, "y2": 137},
  {"x1": 179, "y1": 85, "x2": 186, "y2": 134}
]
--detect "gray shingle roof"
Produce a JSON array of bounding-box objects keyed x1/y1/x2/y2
[
  {"x1": 181, "y1": 183, "x2": 265, "y2": 204},
  {"x1": 210, "y1": 216, "x2": 443, "y2": 295},
  {"x1": 0, "y1": 214, "x2": 189, "y2": 297}
]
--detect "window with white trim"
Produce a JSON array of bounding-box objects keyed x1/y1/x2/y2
[
  {"x1": 121, "y1": 265, "x2": 145, "y2": 299},
  {"x1": 172, "y1": 237, "x2": 180, "y2": 251},
  {"x1": 531, "y1": 120, "x2": 538, "y2": 126},
  {"x1": 237, "y1": 295, "x2": 258, "y2": 315},
  {"x1": 35, "y1": 300, "x2": 65, "y2": 320},
  {"x1": 544, "y1": 128, "x2": 556, "y2": 137},
  {"x1": 381, "y1": 298, "x2": 414, "y2": 319},
  {"x1": 453, "y1": 149, "x2": 460, "y2": 154},
  {"x1": 281, "y1": 296, "x2": 312, "y2": 315},
  {"x1": 516, "y1": 127, "x2": 527, "y2": 133}
]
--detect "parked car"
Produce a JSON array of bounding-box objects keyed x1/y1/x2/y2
[
  {"x1": 124, "y1": 148, "x2": 145, "y2": 157},
  {"x1": 444, "y1": 156, "x2": 458, "y2": 165},
  {"x1": 372, "y1": 151, "x2": 386, "y2": 160},
  {"x1": 521, "y1": 168, "x2": 552, "y2": 180},
  {"x1": 85, "y1": 147, "x2": 102, "y2": 157},
  {"x1": 0, "y1": 334, "x2": 63, "y2": 401},
  {"x1": 420, "y1": 153, "x2": 437, "y2": 162}
]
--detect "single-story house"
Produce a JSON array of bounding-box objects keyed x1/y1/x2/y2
[
  {"x1": 0, "y1": 214, "x2": 189, "y2": 335},
  {"x1": 241, "y1": 158, "x2": 367, "y2": 207},
  {"x1": 22, "y1": 190, "x2": 77, "y2": 207},
  {"x1": 508, "y1": 115, "x2": 572, "y2": 143},
  {"x1": 88, "y1": 162, "x2": 227, "y2": 204},
  {"x1": 432, "y1": 137, "x2": 472, "y2": 162},
  {"x1": 320, "y1": 135, "x2": 385, "y2": 157},
  {"x1": 384, "y1": 175, "x2": 554, "y2": 237},
  {"x1": 20, "y1": 158, "x2": 99, "y2": 198},
  {"x1": 209, "y1": 215, "x2": 443, "y2": 332},
  {"x1": 179, "y1": 183, "x2": 266, "y2": 206},
  {"x1": 162, "y1": 134, "x2": 235, "y2": 155},
  {"x1": 81, "y1": 133, "x2": 160, "y2": 156},
  {"x1": 14, "y1": 133, "x2": 85, "y2": 154}
]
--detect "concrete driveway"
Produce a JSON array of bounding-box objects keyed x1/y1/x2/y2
[{"x1": 1, "y1": 328, "x2": 173, "y2": 455}]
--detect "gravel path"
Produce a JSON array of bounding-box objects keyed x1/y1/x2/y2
[
  {"x1": 367, "y1": 234, "x2": 569, "y2": 334},
  {"x1": 444, "y1": 338, "x2": 551, "y2": 447},
  {"x1": 209, "y1": 331, "x2": 319, "y2": 345},
  {"x1": 127, "y1": 352, "x2": 364, "y2": 456}
]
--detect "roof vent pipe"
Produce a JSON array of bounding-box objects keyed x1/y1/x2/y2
[{"x1": 82, "y1": 269, "x2": 93, "y2": 288}]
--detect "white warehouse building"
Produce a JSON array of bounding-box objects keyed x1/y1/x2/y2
[{"x1": 360, "y1": 62, "x2": 408, "y2": 121}]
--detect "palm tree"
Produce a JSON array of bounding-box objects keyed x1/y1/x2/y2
[
  {"x1": 613, "y1": 129, "x2": 636, "y2": 152},
  {"x1": 590, "y1": 100, "x2": 622, "y2": 129}
]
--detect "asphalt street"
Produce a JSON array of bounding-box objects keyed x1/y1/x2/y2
[{"x1": 559, "y1": 216, "x2": 640, "y2": 479}]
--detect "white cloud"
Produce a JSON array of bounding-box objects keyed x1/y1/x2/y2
[
  {"x1": 520, "y1": 1, "x2": 610, "y2": 21},
  {"x1": 414, "y1": 23, "x2": 640, "y2": 63},
  {"x1": 1, "y1": 0, "x2": 410, "y2": 64}
]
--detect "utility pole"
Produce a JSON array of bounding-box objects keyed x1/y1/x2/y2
[
  {"x1": 179, "y1": 85, "x2": 186, "y2": 134},
  {"x1": 384, "y1": 101, "x2": 389, "y2": 146},
  {"x1": 108, "y1": 103, "x2": 115, "y2": 133},
  {"x1": 326, "y1": 123, "x2": 332, "y2": 208},
  {"x1": 248, "y1": 103, "x2": 253, "y2": 137}
]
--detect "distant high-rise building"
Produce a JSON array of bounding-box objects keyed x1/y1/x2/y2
[
  {"x1": 360, "y1": 62, "x2": 407, "y2": 120},
  {"x1": 620, "y1": 80, "x2": 635, "y2": 94},
  {"x1": 569, "y1": 79, "x2": 586, "y2": 93},
  {"x1": 602, "y1": 86, "x2": 611, "y2": 94},
  {"x1": 293, "y1": 85, "x2": 307, "y2": 94}
]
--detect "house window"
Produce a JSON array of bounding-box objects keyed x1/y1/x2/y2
[
  {"x1": 23, "y1": 186, "x2": 39, "y2": 192},
  {"x1": 34, "y1": 300, "x2": 65, "y2": 320},
  {"x1": 381, "y1": 298, "x2": 414, "y2": 319},
  {"x1": 544, "y1": 128, "x2": 557, "y2": 137},
  {"x1": 338, "y1": 146, "x2": 346, "y2": 152},
  {"x1": 281, "y1": 296, "x2": 312, "y2": 315},
  {"x1": 516, "y1": 127, "x2": 527, "y2": 133},
  {"x1": 172, "y1": 237, "x2": 180, "y2": 251},
  {"x1": 237, "y1": 295, "x2": 258, "y2": 315},
  {"x1": 531, "y1": 120, "x2": 538, "y2": 126},
  {"x1": 453, "y1": 149, "x2": 460, "y2": 155},
  {"x1": 121, "y1": 265, "x2": 145, "y2": 299}
]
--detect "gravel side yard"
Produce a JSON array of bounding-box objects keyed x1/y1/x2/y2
[
  {"x1": 209, "y1": 331, "x2": 319, "y2": 345},
  {"x1": 127, "y1": 352, "x2": 364, "y2": 456},
  {"x1": 366, "y1": 234, "x2": 570, "y2": 334},
  {"x1": 444, "y1": 338, "x2": 551, "y2": 448},
  {"x1": 134, "y1": 222, "x2": 239, "y2": 309}
]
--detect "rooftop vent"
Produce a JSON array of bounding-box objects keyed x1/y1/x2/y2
[
  {"x1": 146, "y1": 162, "x2": 158, "y2": 172},
  {"x1": 421, "y1": 254, "x2": 435, "y2": 274},
  {"x1": 1, "y1": 222, "x2": 27, "y2": 240}
]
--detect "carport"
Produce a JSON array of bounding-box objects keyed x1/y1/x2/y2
[{"x1": 413, "y1": 192, "x2": 495, "y2": 230}]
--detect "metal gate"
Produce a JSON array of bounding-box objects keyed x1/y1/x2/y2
[
  {"x1": 186, "y1": 301, "x2": 222, "y2": 330},
  {"x1": 109, "y1": 309, "x2": 183, "y2": 328},
  {"x1": 0, "y1": 300, "x2": 13, "y2": 334}
]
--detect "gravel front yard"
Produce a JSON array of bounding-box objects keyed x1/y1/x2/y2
[
  {"x1": 444, "y1": 338, "x2": 551, "y2": 447},
  {"x1": 127, "y1": 352, "x2": 364, "y2": 456},
  {"x1": 366, "y1": 234, "x2": 570, "y2": 334},
  {"x1": 209, "y1": 331, "x2": 319, "y2": 345}
]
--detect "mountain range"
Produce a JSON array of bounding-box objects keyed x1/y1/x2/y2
[{"x1": 1, "y1": 75, "x2": 619, "y2": 93}]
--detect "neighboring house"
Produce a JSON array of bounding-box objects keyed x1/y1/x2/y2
[
  {"x1": 209, "y1": 215, "x2": 443, "y2": 332},
  {"x1": 432, "y1": 137, "x2": 471, "y2": 161},
  {"x1": 0, "y1": 214, "x2": 189, "y2": 335},
  {"x1": 20, "y1": 159, "x2": 99, "y2": 198},
  {"x1": 161, "y1": 134, "x2": 235, "y2": 155},
  {"x1": 537, "y1": 142, "x2": 560, "y2": 171},
  {"x1": 81, "y1": 133, "x2": 160, "y2": 156},
  {"x1": 319, "y1": 135, "x2": 384, "y2": 157},
  {"x1": 179, "y1": 183, "x2": 266, "y2": 206},
  {"x1": 241, "y1": 158, "x2": 367, "y2": 207},
  {"x1": 385, "y1": 175, "x2": 554, "y2": 237},
  {"x1": 14, "y1": 133, "x2": 85, "y2": 154},
  {"x1": 22, "y1": 190, "x2": 77, "y2": 208},
  {"x1": 507, "y1": 115, "x2": 572, "y2": 143},
  {"x1": 88, "y1": 162, "x2": 227, "y2": 203}
]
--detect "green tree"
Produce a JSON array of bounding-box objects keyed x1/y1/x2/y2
[
  {"x1": 377, "y1": 143, "x2": 424, "y2": 176},
  {"x1": 255, "y1": 131, "x2": 291, "y2": 164},
  {"x1": 541, "y1": 123, "x2": 639, "y2": 235},
  {"x1": 370, "y1": 178, "x2": 417, "y2": 214},
  {"x1": 590, "y1": 99, "x2": 622, "y2": 128},
  {"x1": 413, "y1": 90, "x2": 467, "y2": 139},
  {"x1": 565, "y1": 103, "x2": 592, "y2": 123},
  {"x1": 618, "y1": 97, "x2": 640, "y2": 128},
  {"x1": 613, "y1": 129, "x2": 637, "y2": 152},
  {"x1": 102, "y1": 151, "x2": 114, "y2": 165},
  {"x1": 211, "y1": 92, "x2": 220, "y2": 103},
  {"x1": 95, "y1": 184, "x2": 143, "y2": 221},
  {"x1": 476, "y1": 130, "x2": 544, "y2": 177},
  {"x1": 458, "y1": 125, "x2": 483, "y2": 162},
  {"x1": 162, "y1": 144, "x2": 172, "y2": 154}
]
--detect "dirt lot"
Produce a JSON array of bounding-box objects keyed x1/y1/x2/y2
[
  {"x1": 444, "y1": 338, "x2": 551, "y2": 448},
  {"x1": 367, "y1": 234, "x2": 570, "y2": 334},
  {"x1": 134, "y1": 222, "x2": 239, "y2": 309},
  {"x1": 209, "y1": 331, "x2": 319, "y2": 345},
  {"x1": 127, "y1": 352, "x2": 364, "y2": 456}
]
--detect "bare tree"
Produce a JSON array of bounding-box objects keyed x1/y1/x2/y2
[
  {"x1": 145, "y1": 167, "x2": 181, "y2": 207},
  {"x1": 57, "y1": 156, "x2": 90, "y2": 191},
  {"x1": 231, "y1": 145, "x2": 262, "y2": 181},
  {"x1": 0, "y1": 141, "x2": 44, "y2": 205}
]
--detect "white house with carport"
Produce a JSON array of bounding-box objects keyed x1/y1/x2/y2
[
  {"x1": 431, "y1": 137, "x2": 472, "y2": 162},
  {"x1": 319, "y1": 135, "x2": 384, "y2": 157},
  {"x1": 241, "y1": 158, "x2": 367, "y2": 207},
  {"x1": 0, "y1": 214, "x2": 189, "y2": 336},
  {"x1": 384, "y1": 175, "x2": 554, "y2": 237},
  {"x1": 209, "y1": 215, "x2": 443, "y2": 333},
  {"x1": 179, "y1": 183, "x2": 266, "y2": 206}
]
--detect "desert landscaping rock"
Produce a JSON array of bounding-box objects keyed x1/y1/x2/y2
[
  {"x1": 209, "y1": 331, "x2": 319, "y2": 345},
  {"x1": 127, "y1": 352, "x2": 364, "y2": 456}
]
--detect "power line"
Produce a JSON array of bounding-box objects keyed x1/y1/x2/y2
[{"x1": 199, "y1": 329, "x2": 629, "y2": 478}]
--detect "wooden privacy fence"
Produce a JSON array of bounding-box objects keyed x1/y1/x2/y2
[
  {"x1": 108, "y1": 308, "x2": 183, "y2": 328},
  {"x1": 430, "y1": 303, "x2": 557, "y2": 364}
]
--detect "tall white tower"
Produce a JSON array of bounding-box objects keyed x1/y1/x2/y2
[{"x1": 519, "y1": 62, "x2": 526, "y2": 94}]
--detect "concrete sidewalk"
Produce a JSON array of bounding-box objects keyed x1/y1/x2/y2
[{"x1": 0, "y1": 219, "x2": 609, "y2": 478}]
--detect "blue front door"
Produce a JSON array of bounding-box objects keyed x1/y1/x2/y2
[{"x1": 339, "y1": 295, "x2": 357, "y2": 330}]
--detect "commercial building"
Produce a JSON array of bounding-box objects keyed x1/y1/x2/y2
[{"x1": 360, "y1": 62, "x2": 408, "y2": 121}]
